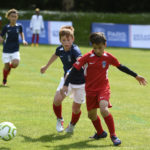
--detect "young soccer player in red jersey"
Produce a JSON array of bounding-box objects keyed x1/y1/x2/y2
[
  {"x1": 40, "y1": 26, "x2": 85, "y2": 133},
  {"x1": 62, "y1": 32, "x2": 147, "y2": 146},
  {"x1": 0, "y1": 9, "x2": 28, "y2": 86}
]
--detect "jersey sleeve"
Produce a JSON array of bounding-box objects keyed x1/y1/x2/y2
[
  {"x1": 19, "y1": 24, "x2": 23, "y2": 33},
  {"x1": 55, "y1": 47, "x2": 60, "y2": 56},
  {"x1": 73, "y1": 53, "x2": 88, "y2": 70},
  {"x1": 109, "y1": 53, "x2": 120, "y2": 67},
  {"x1": 73, "y1": 45, "x2": 82, "y2": 59},
  {"x1": 0, "y1": 25, "x2": 7, "y2": 37}
]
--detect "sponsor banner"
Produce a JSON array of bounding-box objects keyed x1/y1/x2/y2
[
  {"x1": 18, "y1": 20, "x2": 72, "y2": 45},
  {"x1": 48, "y1": 21, "x2": 72, "y2": 45},
  {"x1": 92, "y1": 23, "x2": 130, "y2": 47},
  {"x1": 130, "y1": 25, "x2": 150, "y2": 48}
]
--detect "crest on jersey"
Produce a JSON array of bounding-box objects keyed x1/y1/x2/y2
[
  {"x1": 90, "y1": 53, "x2": 95, "y2": 57},
  {"x1": 102, "y1": 61, "x2": 106, "y2": 68},
  {"x1": 16, "y1": 29, "x2": 19, "y2": 33}
]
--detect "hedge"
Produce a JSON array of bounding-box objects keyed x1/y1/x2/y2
[{"x1": 0, "y1": 10, "x2": 150, "y2": 45}]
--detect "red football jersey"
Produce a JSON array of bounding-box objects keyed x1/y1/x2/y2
[{"x1": 73, "y1": 50, "x2": 120, "y2": 92}]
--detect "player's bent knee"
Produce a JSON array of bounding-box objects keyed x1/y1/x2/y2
[
  {"x1": 12, "y1": 64, "x2": 18, "y2": 68},
  {"x1": 11, "y1": 62, "x2": 19, "y2": 68},
  {"x1": 54, "y1": 97, "x2": 64, "y2": 105},
  {"x1": 73, "y1": 109, "x2": 80, "y2": 114},
  {"x1": 72, "y1": 103, "x2": 81, "y2": 114},
  {"x1": 100, "y1": 109, "x2": 109, "y2": 117}
]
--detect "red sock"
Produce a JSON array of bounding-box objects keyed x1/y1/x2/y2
[
  {"x1": 36, "y1": 34, "x2": 39, "y2": 44},
  {"x1": 92, "y1": 115, "x2": 104, "y2": 135},
  {"x1": 53, "y1": 103, "x2": 62, "y2": 119},
  {"x1": 32, "y1": 34, "x2": 35, "y2": 43},
  {"x1": 3, "y1": 69, "x2": 11, "y2": 80},
  {"x1": 104, "y1": 113, "x2": 116, "y2": 137},
  {"x1": 71, "y1": 111, "x2": 81, "y2": 125}
]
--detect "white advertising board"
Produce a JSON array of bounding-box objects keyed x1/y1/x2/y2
[
  {"x1": 130, "y1": 25, "x2": 150, "y2": 48},
  {"x1": 48, "y1": 21, "x2": 72, "y2": 45}
]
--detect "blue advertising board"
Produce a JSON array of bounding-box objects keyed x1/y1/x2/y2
[
  {"x1": 17, "y1": 20, "x2": 72, "y2": 45},
  {"x1": 17, "y1": 20, "x2": 49, "y2": 44},
  {"x1": 91, "y1": 23, "x2": 130, "y2": 47}
]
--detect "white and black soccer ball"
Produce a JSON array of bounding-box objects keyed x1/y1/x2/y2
[{"x1": 0, "y1": 122, "x2": 17, "y2": 141}]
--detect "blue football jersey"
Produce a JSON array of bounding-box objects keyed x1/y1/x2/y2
[
  {"x1": 0, "y1": 23, "x2": 23, "y2": 53},
  {"x1": 55, "y1": 44, "x2": 82, "y2": 75},
  {"x1": 55, "y1": 44, "x2": 85, "y2": 84}
]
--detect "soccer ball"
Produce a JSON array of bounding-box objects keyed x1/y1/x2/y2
[{"x1": 0, "y1": 122, "x2": 17, "y2": 141}]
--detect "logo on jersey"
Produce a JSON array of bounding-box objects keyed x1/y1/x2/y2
[
  {"x1": 89, "y1": 62, "x2": 95, "y2": 65},
  {"x1": 90, "y1": 54, "x2": 95, "y2": 57},
  {"x1": 102, "y1": 61, "x2": 106, "y2": 68},
  {"x1": 16, "y1": 29, "x2": 19, "y2": 33},
  {"x1": 59, "y1": 47, "x2": 63, "y2": 51}
]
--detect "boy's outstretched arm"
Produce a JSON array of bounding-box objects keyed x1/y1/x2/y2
[
  {"x1": 20, "y1": 32, "x2": 28, "y2": 45},
  {"x1": 117, "y1": 64, "x2": 147, "y2": 86},
  {"x1": 64, "y1": 67, "x2": 81, "y2": 86},
  {"x1": 135, "y1": 75, "x2": 147, "y2": 86},
  {"x1": 40, "y1": 54, "x2": 58, "y2": 74}
]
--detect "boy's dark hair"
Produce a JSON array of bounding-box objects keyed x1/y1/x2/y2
[{"x1": 90, "y1": 32, "x2": 106, "y2": 44}]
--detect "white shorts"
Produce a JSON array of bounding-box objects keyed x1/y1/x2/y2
[
  {"x1": 56, "y1": 77, "x2": 85, "y2": 104},
  {"x1": 32, "y1": 29, "x2": 40, "y2": 34},
  {"x1": 2, "y1": 52, "x2": 20, "y2": 63}
]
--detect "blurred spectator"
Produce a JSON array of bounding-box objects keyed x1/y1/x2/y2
[
  {"x1": 62, "y1": 0, "x2": 74, "y2": 11},
  {"x1": 30, "y1": 8, "x2": 44, "y2": 47}
]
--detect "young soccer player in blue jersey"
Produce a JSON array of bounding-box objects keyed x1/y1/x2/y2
[
  {"x1": 40, "y1": 26, "x2": 85, "y2": 133},
  {"x1": 0, "y1": 9, "x2": 28, "y2": 86}
]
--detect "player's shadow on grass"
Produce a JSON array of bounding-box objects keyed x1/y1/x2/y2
[
  {"x1": 21, "y1": 133, "x2": 73, "y2": 143},
  {"x1": 21, "y1": 134, "x2": 112, "y2": 149},
  {"x1": 0, "y1": 85, "x2": 10, "y2": 88},
  {"x1": 0, "y1": 147, "x2": 11, "y2": 150},
  {"x1": 44, "y1": 139, "x2": 112, "y2": 150}
]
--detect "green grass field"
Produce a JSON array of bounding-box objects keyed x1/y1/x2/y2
[{"x1": 0, "y1": 45, "x2": 150, "y2": 150}]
